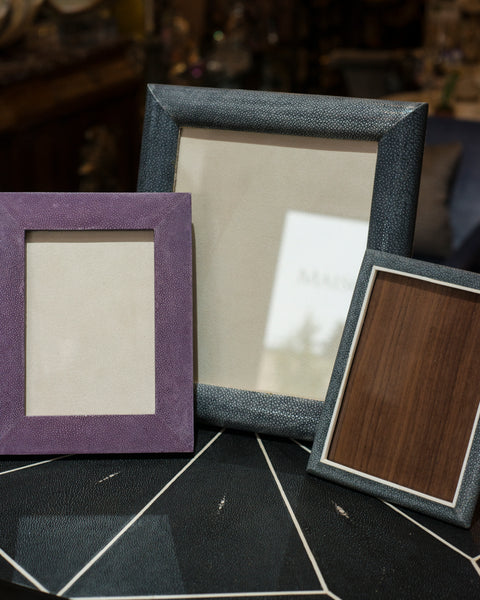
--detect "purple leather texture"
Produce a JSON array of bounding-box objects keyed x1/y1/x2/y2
[
  {"x1": 0, "y1": 192, "x2": 193, "y2": 455},
  {"x1": 138, "y1": 84, "x2": 427, "y2": 440}
]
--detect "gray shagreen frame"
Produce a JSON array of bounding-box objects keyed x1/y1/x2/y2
[
  {"x1": 308, "y1": 249, "x2": 480, "y2": 527},
  {"x1": 137, "y1": 84, "x2": 427, "y2": 440}
]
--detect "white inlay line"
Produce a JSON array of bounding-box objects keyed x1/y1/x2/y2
[
  {"x1": 290, "y1": 439, "x2": 312, "y2": 454},
  {"x1": 0, "y1": 547, "x2": 49, "y2": 593},
  {"x1": 0, "y1": 455, "x2": 72, "y2": 476},
  {"x1": 70, "y1": 591, "x2": 334, "y2": 599},
  {"x1": 256, "y1": 434, "x2": 328, "y2": 592},
  {"x1": 57, "y1": 430, "x2": 225, "y2": 597},
  {"x1": 384, "y1": 501, "x2": 480, "y2": 578},
  {"x1": 293, "y1": 438, "x2": 479, "y2": 587},
  {"x1": 472, "y1": 559, "x2": 480, "y2": 577}
]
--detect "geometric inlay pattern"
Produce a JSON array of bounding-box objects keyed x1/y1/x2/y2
[{"x1": 0, "y1": 426, "x2": 479, "y2": 599}]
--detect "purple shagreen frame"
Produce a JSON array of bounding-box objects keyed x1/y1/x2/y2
[{"x1": 0, "y1": 192, "x2": 193, "y2": 455}]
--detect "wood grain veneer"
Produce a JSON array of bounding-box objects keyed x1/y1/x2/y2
[{"x1": 327, "y1": 270, "x2": 480, "y2": 502}]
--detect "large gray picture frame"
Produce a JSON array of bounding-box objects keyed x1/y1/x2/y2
[{"x1": 137, "y1": 84, "x2": 427, "y2": 440}]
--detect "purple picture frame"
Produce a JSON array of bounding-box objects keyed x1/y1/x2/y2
[{"x1": 0, "y1": 192, "x2": 193, "y2": 455}]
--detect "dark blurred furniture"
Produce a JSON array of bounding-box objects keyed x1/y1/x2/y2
[
  {"x1": 162, "y1": 0, "x2": 424, "y2": 94},
  {"x1": 0, "y1": 42, "x2": 144, "y2": 192},
  {"x1": 327, "y1": 48, "x2": 419, "y2": 98},
  {"x1": 425, "y1": 116, "x2": 480, "y2": 250},
  {"x1": 412, "y1": 116, "x2": 480, "y2": 272}
]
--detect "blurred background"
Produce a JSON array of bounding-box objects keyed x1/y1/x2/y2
[{"x1": 1, "y1": 0, "x2": 479, "y2": 193}]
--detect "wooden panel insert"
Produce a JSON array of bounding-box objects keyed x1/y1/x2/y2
[{"x1": 327, "y1": 270, "x2": 480, "y2": 502}]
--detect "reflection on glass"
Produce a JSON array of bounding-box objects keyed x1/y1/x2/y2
[
  {"x1": 257, "y1": 210, "x2": 368, "y2": 401},
  {"x1": 175, "y1": 128, "x2": 377, "y2": 395}
]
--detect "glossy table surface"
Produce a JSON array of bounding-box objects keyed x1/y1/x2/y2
[{"x1": 1, "y1": 425, "x2": 479, "y2": 599}]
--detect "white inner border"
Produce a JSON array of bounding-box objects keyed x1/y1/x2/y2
[{"x1": 320, "y1": 265, "x2": 480, "y2": 508}]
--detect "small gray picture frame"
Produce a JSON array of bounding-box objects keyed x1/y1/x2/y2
[
  {"x1": 138, "y1": 84, "x2": 427, "y2": 439},
  {"x1": 308, "y1": 249, "x2": 480, "y2": 527}
]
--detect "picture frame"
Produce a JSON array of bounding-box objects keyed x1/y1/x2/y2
[
  {"x1": 0, "y1": 192, "x2": 193, "y2": 455},
  {"x1": 308, "y1": 249, "x2": 480, "y2": 527},
  {"x1": 138, "y1": 84, "x2": 427, "y2": 439}
]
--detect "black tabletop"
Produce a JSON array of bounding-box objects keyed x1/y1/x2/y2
[{"x1": 1, "y1": 425, "x2": 479, "y2": 599}]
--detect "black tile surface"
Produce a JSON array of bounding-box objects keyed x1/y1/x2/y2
[
  {"x1": 0, "y1": 426, "x2": 479, "y2": 599},
  {"x1": 397, "y1": 501, "x2": 480, "y2": 557},
  {"x1": 0, "y1": 578, "x2": 59, "y2": 600},
  {"x1": 0, "y1": 428, "x2": 219, "y2": 595},
  {"x1": 263, "y1": 435, "x2": 480, "y2": 600},
  {"x1": 66, "y1": 515, "x2": 184, "y2": 597},
  {"x1": 69, "y1": 429, "x2": 321, "y2": 597},
  {"x1": 12, "y1": 516, "x2": 128, "y2": 593}
]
